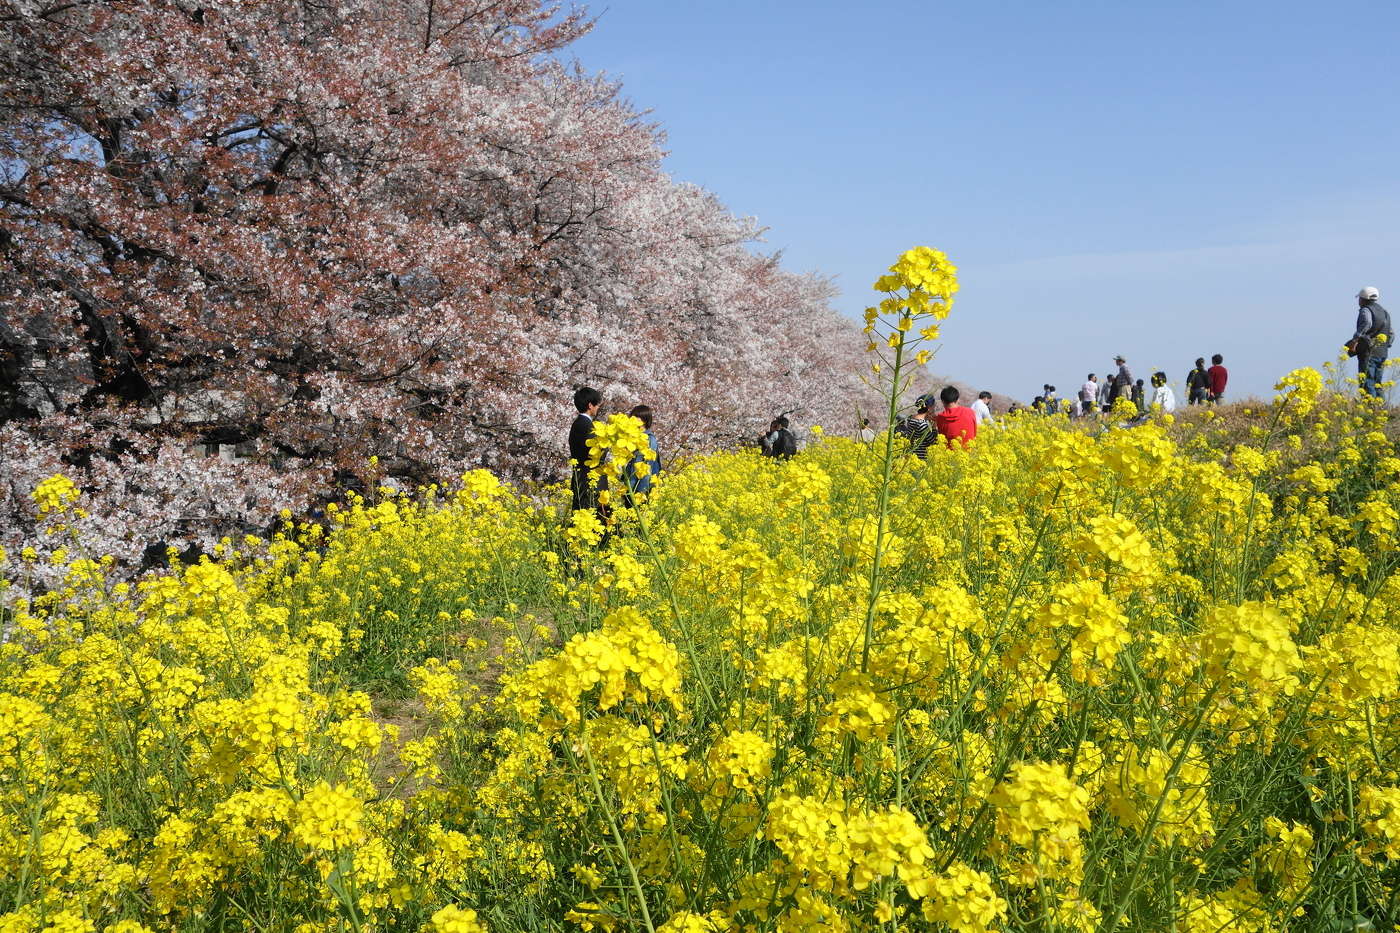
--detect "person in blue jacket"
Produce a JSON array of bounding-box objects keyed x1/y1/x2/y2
[{"x1": 625, "y1": 404, "x2": 661, "y2": 502}]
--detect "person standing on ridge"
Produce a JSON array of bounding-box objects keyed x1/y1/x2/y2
[
  {"x1": 1207, "y1": 354, "x2": 1228, "y2": 403},
  {"x1": 1185, "y1": 358, "x2": 1210, "y2": 405},
  {"x1": 935, "y1": 385, "x2": 978, "y2": 449},
  {"x1": 1151, "y1": 372, "x2": 1177, "y2": 412},
  {"x1": 1347, "y1": 286, "x2": 1393, "y2": 398},
  {"x1": 1109, "y1": 356, "x2": 1133, "y2": 407},
  {"x1": 1131, "y1": 379, "x2": 1145, "y2": 412},
  {"x1": 1080, "y1": 374, "x2": 1098, "y2": 416}
]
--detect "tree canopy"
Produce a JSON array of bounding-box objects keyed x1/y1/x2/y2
[{"x1": 0, "y1": 0, "x2": 877, "y2": 566}]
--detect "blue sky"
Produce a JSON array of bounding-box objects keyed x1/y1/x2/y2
[{"x1": 566, "y1": 0, "x2": 1400, "y2": 400}]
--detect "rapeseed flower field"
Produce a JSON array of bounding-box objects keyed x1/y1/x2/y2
[{"x1": 4, "y1": 251, "x2": 1400, "y2": 932}]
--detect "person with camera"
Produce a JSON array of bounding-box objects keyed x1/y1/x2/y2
[{"x1": 1347, "y1": 287, "x2": 1393, "y2": 398}]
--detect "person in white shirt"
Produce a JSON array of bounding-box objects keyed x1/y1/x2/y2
[
  {"x1": 1080, "y1": 374, "x2": 1099, "y2": 415},
  {"x1": 1150, "y1": 371, "x2": 1177, "y2": 413},
  {"x1": 971, "y1": 391, "x2": 994, "y2": 425},
  {"x1": 858, "y1": 418, "x2": 876, "y2": 443}
]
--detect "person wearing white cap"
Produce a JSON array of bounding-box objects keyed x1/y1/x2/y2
[{"x1": 1347, "y1": 287, "x2": 1393, "y2": 398}]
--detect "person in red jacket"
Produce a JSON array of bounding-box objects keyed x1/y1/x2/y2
[
  {"x1": 934, "y1": 385, "x2": 977, "y2": 449},
  {"x1": 1207, "y1": 353, "x2": 1228, "y2": 402}
]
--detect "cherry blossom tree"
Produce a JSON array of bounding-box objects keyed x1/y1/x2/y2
[{"x1": 0, "y1": 0, "x2": 880, "y2": 577}]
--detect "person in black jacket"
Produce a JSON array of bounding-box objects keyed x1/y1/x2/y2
[
  {"x1": 1185, "y1": 358, "x2": 1209, "y2": 405},
  {"x1": 569, "y1": 386, "x2": 602, "y2": 511},
  {"x1": 761, "y1": 416, "x2": 797, "y2": 460}
]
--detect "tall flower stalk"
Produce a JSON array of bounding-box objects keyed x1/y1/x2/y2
[{"x1": 858, "y1": 247, "x2": 959, "y2": 672}]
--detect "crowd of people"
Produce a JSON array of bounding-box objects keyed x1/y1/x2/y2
[
  {"x1": 1019, "y1": 352, "x2": 1229, "y2": 419},
  {"x1": 1009, "y1": 287, "x2": 1395, "y2": 417},
  {"x1": 567, "y1": 286, "x2": 1395, "y2": 505},
  {"x1": 755, "y1": 388, "x2": 989, "y2": 461},
  {"x1": 1028, "y1": 286, "x2": 1394, "y2": 413},
  {"x1": 564, "y1": 381, "x2": 990, "y2": 512}
]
